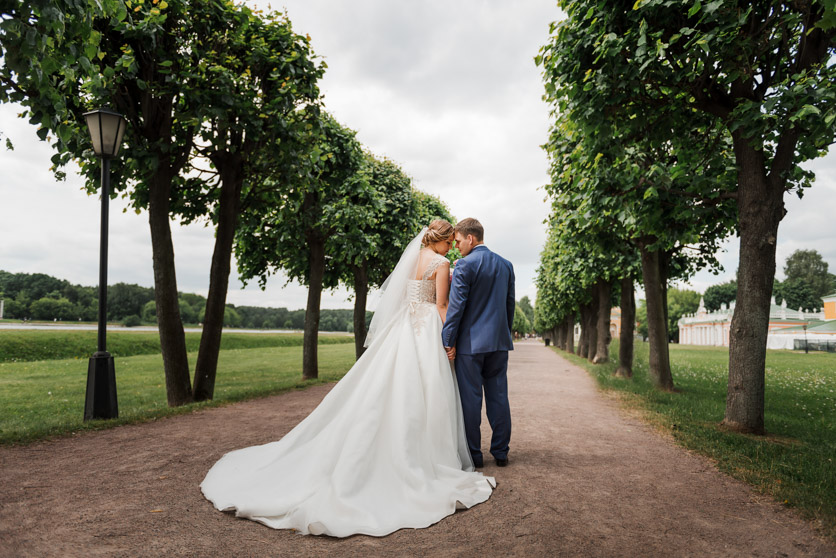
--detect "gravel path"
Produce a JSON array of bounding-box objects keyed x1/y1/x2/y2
[{"x1": 1, "y1": 341, "x2": 833, "y2": 557}]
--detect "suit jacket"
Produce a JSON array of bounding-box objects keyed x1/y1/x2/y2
[{"x1": 441, "y1": 245, "x2": 515, "y2": 355}]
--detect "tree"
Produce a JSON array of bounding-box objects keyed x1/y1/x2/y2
[
  {"x1": 4, "y1": 1, "x2": 205, "y2": 405},
  {"x1": 519, "y1": 296, "x2": 535, "y2": 328},
  {"x1": 774, "y1": 278, "x2": 821, "y2": 312},
  {"x1": 331, "y1": 154, "x2": 415, "y2": 359},
  {"x1": 1, "y1": 0, "x2": 121, "y2": 147},
  {"x1": 4, "y1": 1, "x2": 326, "y2": 405},
  {"x1": 236, "y1": 113, "x2": 366, "y2": 380},
  {"x1": 636, "y1": 300, "x2": 648, "y2": 341},
  {"x1": 703, "y1": 280, "x2": 737, "y2": 312},
  {"x1": 142, "y1": 300, "x2": 157, "y2": 323},
  {"x1": 615, "y1": 276, "x2": 636, "y2": 378},
  {"x1": 512, "y1": 304, "x2": 531, "y2": 336},
  {"x1": 30, "y1": 297, "x2": 78, "y2": 321},
  {"x1": 106, "y1": 283, "x2": 155, "y2": 320},
  {"x1": 540, "y1": 1, "x2": 836, "y2": 432},
  {"x1": 667, "y1": 288, "x2": 701, "y2": 343},
  {"x1": 185, "y1": 4, "x2": 323, "y2": 401},
  {"x1": 784, "y1": 249, "x2": 832, "y2": 300}
]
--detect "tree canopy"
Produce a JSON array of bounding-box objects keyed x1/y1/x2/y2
[{"x1": 537, "y1": 0, "x2": 836, "y2": 432}]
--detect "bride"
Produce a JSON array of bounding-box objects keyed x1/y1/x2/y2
[{"x1": 200, "y1": 220, "x2": 495, "y2": 537}]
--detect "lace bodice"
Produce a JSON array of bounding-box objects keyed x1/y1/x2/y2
[{"x1": 406, "y1": 252, "x2": 449, "y2": 305}]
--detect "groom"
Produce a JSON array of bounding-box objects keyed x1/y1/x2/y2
[{"x1": 441, "y1": 218, "x2": 515, "y2": 468}]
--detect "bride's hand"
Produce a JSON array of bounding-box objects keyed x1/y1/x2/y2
[{"x1": 445, "y1": 346, "x2": 456, "y2": 360}]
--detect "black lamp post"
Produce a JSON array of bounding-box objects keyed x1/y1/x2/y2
[
  {"x1": 83, "y1": 108, "x2": 127, "y2": 421},
  {"x1": 802, "y1": 323, "x2": 809, "y2": 354}
]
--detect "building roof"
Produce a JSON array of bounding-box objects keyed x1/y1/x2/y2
[
  {"x1": 822, "y1": 292, "x2": 836, "y2": 303},
  {"x1": 770, "y1": 320, "x2": 836, "y2": 333}
]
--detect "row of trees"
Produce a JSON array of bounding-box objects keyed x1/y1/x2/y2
[
  {"x1": 512, "y1": 296, "x2": 536, "y2": 336},
  {"x1": 1, "y1": 1, "x2": 453, "y2": 407},
  {"x1": 534, "y1": 1, "x2": 835, "y2": 433},
  {"x1": 0, "y1": 270, "x2": 367, "y2": 331}
]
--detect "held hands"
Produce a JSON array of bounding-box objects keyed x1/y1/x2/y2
[{"x1": 445, "y1": 346, "x2": 456, "y2": 361}]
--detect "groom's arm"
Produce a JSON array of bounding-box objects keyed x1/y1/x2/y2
[
  {"x1": 442, "y1": 258, "x2": 472, "y2": 349},
  {"x1": 506, "y1": 262, "x2": 516, "y2": 333}
]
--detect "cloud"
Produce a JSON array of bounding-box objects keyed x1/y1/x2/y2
[{"x1": 18, "y1": 1, "x2": 828, "y2": 315}]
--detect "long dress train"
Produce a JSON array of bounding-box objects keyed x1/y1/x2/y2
[{"x1": 200, "y1": 250, "x2": 495, "y2": 537}]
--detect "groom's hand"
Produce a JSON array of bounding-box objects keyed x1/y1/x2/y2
[{"x1": 445, "y1": 346, "x2": 456, "y2": 360}]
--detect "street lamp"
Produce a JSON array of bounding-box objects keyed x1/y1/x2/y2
[
  {"x1": 802, "y1": 323, "x2": 809, "y2": 354},
  {"x1": 83, "y1": 108, "x2": 127, "y2": 421}
]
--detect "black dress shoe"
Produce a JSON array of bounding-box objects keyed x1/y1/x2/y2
[
  {"x1": 495, "y1": 458, "x2": 508, "y2": 467},
  {"x1": 473, "y1": 458, "x2": 484, "y2": 468}
]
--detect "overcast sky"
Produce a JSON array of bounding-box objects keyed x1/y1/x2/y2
[{"x1": 1, "y1": 1, "x2": 834, "y2": 311}]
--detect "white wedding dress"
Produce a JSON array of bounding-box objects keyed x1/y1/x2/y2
[{"x1": 200, "y1": 231, "x2": 495, "y2": 537}]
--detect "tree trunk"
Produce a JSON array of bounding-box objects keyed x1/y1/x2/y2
[
  {"x1": 577, "y1": 304, "x2": 589, "y2": 357},
  {"x1": 352, "y1": 261, "x2": 369, "y2": 360},
  {"x1": 565, "y1": 314, "x2": 574, "y2": 354},
  {"x1": 193, "y1": 162, "x2": 243, "y2": 402},
  {"x1": 593, "y1": 280, "x2": 612, "y2": 364},
  {"x1": 724, "y1": 134, "x2": 784, "y2": 434},
  {"x1": 148, "y1": 167, "x2": 192, "y2": 406},
  {"x1": 303, "y1": 233, "x2": 326, "y2": 380},
  {"x1": 616, "y1": 275, "x2": 635, "y2": 378},
  {"x1": 560, "y1": 322, "x2": 569, "y2": 351},
  {"x1": 586, "y1": 292, "x2": 599, "y2": 364},
  {"x1": 640, "y1": 244, "x2": 674, "y2": 390}
]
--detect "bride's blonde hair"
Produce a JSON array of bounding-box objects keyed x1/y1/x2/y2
[{"x1": 422, "y1": 219, "x2": 454, "y2": 247}]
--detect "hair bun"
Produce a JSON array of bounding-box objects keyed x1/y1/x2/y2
[{"x1": 421, "y1": 219, "x2": 454, "y2": 247}]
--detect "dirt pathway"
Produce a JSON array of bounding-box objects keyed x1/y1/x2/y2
[{"x1": 1, "y1": 342, "x2": 833, "y2": 557}]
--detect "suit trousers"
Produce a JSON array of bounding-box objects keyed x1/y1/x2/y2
[{"x1": 454, "y1": 350, "x2": 511, "y2": 463}]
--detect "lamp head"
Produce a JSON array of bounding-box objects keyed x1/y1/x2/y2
[{"x1": 83, "y1": 108, "x2": 127, "y2": 158}]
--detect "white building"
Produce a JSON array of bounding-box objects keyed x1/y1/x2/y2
[{"x1": 678, "y1": 296, "x2": 828, "y2": 348}]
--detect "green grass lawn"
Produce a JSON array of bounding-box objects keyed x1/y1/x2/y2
[
  {"x1": 0, "y1": 343, "x2": 356, "y2": 445},
  {"x1": 0, "y1": 329, "x2": 352, "y2": 362},
  {"x1": 557, "y1": 341, "x2": 836, "y2": 540}
]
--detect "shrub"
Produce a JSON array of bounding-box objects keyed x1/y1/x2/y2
[{"x1": 122, "y1": 314, "x2": 142, "y2": 327}]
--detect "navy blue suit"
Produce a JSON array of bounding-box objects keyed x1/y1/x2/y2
[{"x1": 441, "y1": 245, "x2": 515, "y2": 464}]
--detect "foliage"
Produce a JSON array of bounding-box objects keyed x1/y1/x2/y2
[
  {"x1": 512, "y1": 303, "x2": 532, "y2": 335},
  {"x1": 0, "y1": 343, "x2": 356, "y2": 445},
  {"x1": 122, "y1": 314, "x2": 142, "y2": 327},
  {"x1": 29, "y1": 297, "x2": 79, "y2": 321},
  {"x1": 784, "y1": 249, "x2": 833, "y2": 300},
  {"x1": 106, "y1": 283, "x2": 155, "y2": 321},
  {"x1": 703, "y1": 280, "x2": 737, "y2": 312},
  {"x1": 0, "y1": 0, "x2": 120, "y2": 153},
  {"x1": 518, "y1": 296, "x2": 535, "y2": 327},
  {"x1": 561, "y1": 341, "x2": 836, "y2": 540},
  {"x1": 0, "y1": 269, "x2": 362, "y2": 331},
  {"x1": 411, "y1": 190, "x2": 455, "y2": 231},
  {"x1": 538, "y1": 0, "x2": 836, "y2": 426},
  {"x1": 332, "y1": 154, "x2": 416, "y2": 291},
  {"x1": 235, "y1": 112, "x2": 366, "y2": 290},
  {"x1": 235, "y1": 306, "x2": 369, "y2": 332},
  {"x1": 0, "y1": 330, "x2": 352, "y2": 363},
  {"x1": 411, "y1": 190, "x2": 458, "y2": 263},
  {"x1": 636, "y1": 299, "x2": 648, "y2": 340},
  {"x1": 774, "y1": 278, "x2": 822, "y2": 312},
  {"x1": 667, "y1": 288, "x2": 701, "y2": 342}
]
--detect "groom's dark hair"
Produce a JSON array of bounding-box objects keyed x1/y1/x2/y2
[{"x1": 455, "y1": 218, "x2": 484, "y2": 242}]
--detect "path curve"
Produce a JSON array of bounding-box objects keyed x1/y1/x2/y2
[{"x1": 1, "y1": 342, "x2": 833, "y2": 557}]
